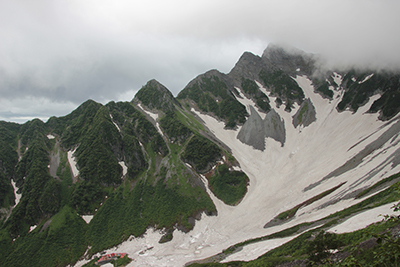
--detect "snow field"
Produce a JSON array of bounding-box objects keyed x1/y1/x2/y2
[
  {"x1": 76, "y1": 76, "x2": 400, "y2": 267},
  {"x1": 328, "y1": 202, "x2": 399, "y2": 234}
]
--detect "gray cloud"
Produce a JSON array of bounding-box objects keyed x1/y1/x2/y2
[{"x1": 1, "y1": 0, "x2": 399, "y2": 122}]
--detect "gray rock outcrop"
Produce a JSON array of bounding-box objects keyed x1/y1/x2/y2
[
  {"x1": 237, "y1": 106, "x2": 286, "y2": 150},
  {"x1": 264, "y1": 109, "x2": 286, "y2": 146},
  {"x1": 237, "y1": 106, "x2": 266, "y2": 150},
  {"x1": 292, "y1": 98, "x2": 316, "y2": 128}
]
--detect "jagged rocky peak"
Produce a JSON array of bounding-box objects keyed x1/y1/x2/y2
[
  {"x1": 133, "y1": 79, "x2": 180, "y2": 112},
  {"x1": 227, "y1": 51, "x2": 265, "y2": 87},
  {"x1": 262, "y1": 43, "x2": 316, "y2": 75}
]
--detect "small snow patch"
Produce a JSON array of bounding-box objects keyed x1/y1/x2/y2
[
  {"x1": 137, "y1": 104, "x2": 164, "y2": 136},
  {"x1": 82, "y1": 215, "x2": 94, "y2": 224},
  {"x1": 232, "y1": 166, "x2": 241, "y2": 171},
  {"x1": 29, "y1": 225, "x2": 37, "y2": 232},
  {"x1": 47, "y1": 134, "x2": 55, "y2": 139},
  {"x1": 185, "y1": 163, "x2": 192, "y2": 169},
  {"x1": 359, "y1": 73, "x2": 374, "y2": 84},
  {"x1": 110, "y1": 114, "x2": 121, "y2": 132},
  {"x1": 67, "y1": 147, "x2": 79, "y2": 178},
  {"x1": 11, "y1": 179, "x2": 21, "y2": 207},
  {"x1": 119, "y1": 161, "x2": 128, "y2": 176}
]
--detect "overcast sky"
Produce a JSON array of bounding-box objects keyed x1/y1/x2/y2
[{"x1": 1, "y1": 0, "x2": 400, "y2": 123}]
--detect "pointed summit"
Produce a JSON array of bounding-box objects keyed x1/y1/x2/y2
[
  {"x1": 228, "y1": 51, "x2": 266, "y2": 87},
  {"x1": 133, "y1": 79, "x2": 180, "y2": 112}
]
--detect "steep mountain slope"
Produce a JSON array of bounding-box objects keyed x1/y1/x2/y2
[{"x1": 0, "y1": 44, "x2": 400, "y2": 267}]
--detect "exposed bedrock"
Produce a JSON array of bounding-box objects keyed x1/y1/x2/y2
[
  {"x1": 292, "y1": 98, "x2": 316, "y2": 128},
  {"x1": 237, "y1": 106, "x2": 286, "y2": 150},
  {"x1": 264, "y1": 109, "x2": 286, "y2": 146},
  {"x1": 237, "y1": 106, "x2": 266, "y2": 150}
]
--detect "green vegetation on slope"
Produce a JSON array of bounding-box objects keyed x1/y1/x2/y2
[
  {"x1": 241, "y1": 78, "x2": 271, "y2": 113},
  {"x1": 338, "y1": 71, "x2": 400, "y2": 120},
  {"x1": 259, "y1": 69, "x2": 305, "y2": 111},
  {"x1": 7, "y1": 120, "x2": 62, "y2": 237},
  {"x1": 160, "y1": 110, "x2": 192, "y2": 144},
  {"x1": 316, "y1": 81, "x2": 334, "y2": 98},
  {"x1": 134, "y1": 79, "x2": 178, "y2": 112},
  {"x1": 182, "y1": 135, "x2": 222, "y2": 173},
  {"x1": 0, "y1": 122, "x2": 19, "y2": 209},
  {"x1": 87, "y1": 178, "x2": 216, "y2": 253},
  {"x1": 177, "y1": 74, "x2": 247, "y2": 128},
  {"x1": 209, "y1": 164, "x2": 249, "y2": 206},
  {"x1": 1, "y1": 205, "x2": 87, "y2": 267},
  {"x1": 273, "y1": 182, "x2": 345, "y2": 222}
]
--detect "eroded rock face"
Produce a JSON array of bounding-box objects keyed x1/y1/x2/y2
[
  {"x1": 237, "y1": 106, "x2": 286, "y2": 150},
  {"x1": 264, "y1": 109, "x2": 286, "y2": 146},
  {"x1": 292, "y1": 98, "x2": 316, "y2": 128},
  {"x1": 237, "y1": 106, "x2": 266, "y2": 151}
]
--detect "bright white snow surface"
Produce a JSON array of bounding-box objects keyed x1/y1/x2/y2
[
  {"x1": 75, "y1": 76, "x2": 400, "y2": 267},
  {"x1": 47, "y1": 134, "x2": 55, "y2": 139},
  {"x1": 329, "y1": 202, "x2": 400, "y2": 234},
  {"x1": 110, "y1": 114, "x2": 121, "y2": 132},
  {"x1": 11, "y1": 179, "x2": 21, "y2": 207},
  {"x1": 119, "y1": 161, "x2": 128, "y2": 176},
  {"x1": 82, "y1": 215, "x2": 94, "y2": 224},
  {"x1": 67, "y1": 147, "x2": 79, "y2": 180}
]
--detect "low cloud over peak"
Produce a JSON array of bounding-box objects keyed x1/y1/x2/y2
[{"x1": 1, "y1": 0, "x2": 399, "y2": 122}]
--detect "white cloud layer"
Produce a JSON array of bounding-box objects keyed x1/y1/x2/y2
[{"x1": 1, "y1": 0, "x2": 400, "y2": 122}]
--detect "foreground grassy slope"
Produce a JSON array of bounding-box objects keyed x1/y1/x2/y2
[{"x1": 0, "y1": 93, "x2": 230, "y2": 266}]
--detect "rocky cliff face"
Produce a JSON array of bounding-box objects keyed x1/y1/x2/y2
[
  {"x1": 292, "y1": 98, "x2": 316, "y2": 128},
  {"x1": 237, "y1": 106, "x2": 286, "y2": 150}
]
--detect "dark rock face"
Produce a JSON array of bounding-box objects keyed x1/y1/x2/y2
[
  {"x1": 261, "y1": 43, "x2": 316, "y2": 76},
  {"x1": 237, "y1": 106, "x2": 286, "y2": 150},
  {"x1": 292, "y1": 98, "x2": 316, "y2": 128}
]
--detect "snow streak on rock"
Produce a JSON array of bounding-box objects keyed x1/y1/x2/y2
[
  {"x1": 137, "y1": 103, "x2": 164, "y2": 136},
  {"x1": 11, "y1": 179, "x2": 21, "y2": 207},
  {"x1": 67, "y1": 147, "x2": 79, "y2": 182},
  {"x1": 119, "y1": 161, "x2": 128, "y2": 176}
]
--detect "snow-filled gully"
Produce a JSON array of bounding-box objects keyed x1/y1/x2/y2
[{"x1": 75, "y1": 76, "x2": 400, "y2": 267}]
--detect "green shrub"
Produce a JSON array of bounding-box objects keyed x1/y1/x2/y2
[
  {"x1": 182, "y1": 135, "x2": 222, "y2": 172},
  {"x1": 209, "y1": 164, "x2": 249, "y2": 205}
]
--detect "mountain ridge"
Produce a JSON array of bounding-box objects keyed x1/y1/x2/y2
[{"x1": 1, "y1": 43, "x2": 400, "y2": 267}]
